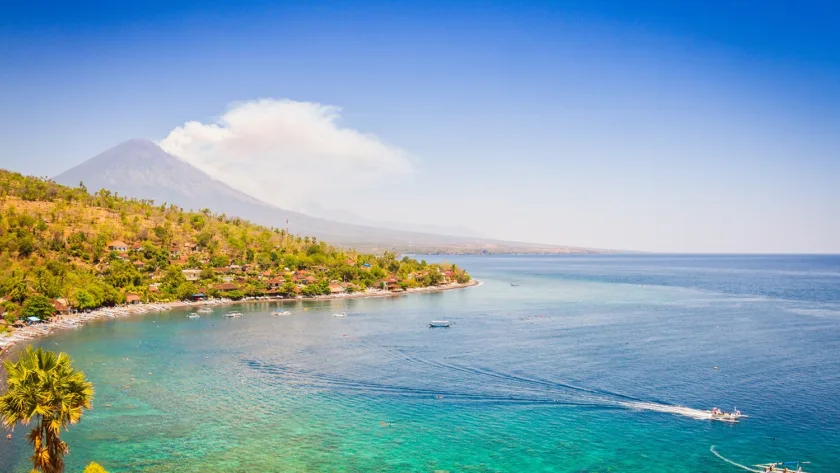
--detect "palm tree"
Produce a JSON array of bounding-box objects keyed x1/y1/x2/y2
[{"x1": 0, "y1": 346, "x2": 94, "y2": 473}]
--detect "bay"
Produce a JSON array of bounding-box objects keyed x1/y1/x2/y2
[{"x1": 2, "y1": 255, "x2": 839, "y2": 472}]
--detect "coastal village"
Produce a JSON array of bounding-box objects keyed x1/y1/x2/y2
[
  {"x1": 106, "y1": 237, "x2": 467, "y2": 301},
  {"x1": 0, "y1": 169, "x2": 471, "y2": 347}
]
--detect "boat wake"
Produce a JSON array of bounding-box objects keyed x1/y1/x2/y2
[
  {"x1": 244, "y1": 355, "x2": 724, "y2": 423},
  {"x1": 710, "y1": 446, "x2": 762, "y2": 472},
  {"x1": 619, "y1": 401, "x2": 720, "y2": 421}
]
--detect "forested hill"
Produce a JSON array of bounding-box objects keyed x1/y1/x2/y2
[{"x1": 0, "y1": 169, "x2": 470, "y2": 323}]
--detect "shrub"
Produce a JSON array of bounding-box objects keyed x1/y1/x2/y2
[{"x1": 84, "y1": 462, "x2": 109, "y2": 473}]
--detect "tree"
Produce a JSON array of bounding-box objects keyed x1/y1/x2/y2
[
  {"x1": 210, "y1": 255, "x2": 229, "y2": 268},
  {"x1": 3, "y1": 302, "x2": 20, "y2": 324},
  {"x1": 160, "y1": 266, "x2": 186, "y2": 295},
  {"x1": 17, "y1": 232, "x2": 37, "y2": 257},
  {"x1": 0, "y1": 346, "x2": 95, "y2": 473},
  {"x1": 72, "y1": 291, "x2": 97, "y2": 311},
  {"x1": 91, "y1": 234, "x2": 106, "y2": 263},
  {"x1": 33, "y1": 267, "x2": 62, "y2": 299},
  {"x1": 199, "y1": 268, "x2": 215, "y2": 281},
  {"x1": 2, "y1": 270, "x2": 29, "y2": 303},
  {"x1": 225, "y1": 289, "x2": 244, "y2": 300},
  {"x1": 279, "y1": 282, "x2": 297, "y2": 298},
  {"x1": 174, "y1": 282, "x2": 197, "y2": 301},
  {"x1": 425, "y1": 270, "x2": 443, "y2": 286},
  {"x1": 23, "y1": 295, "x2": 55, "y2": 321}
]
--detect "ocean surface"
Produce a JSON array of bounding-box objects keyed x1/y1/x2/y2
[{"x1": 2, "y1": 255, "x2": 839, "y2": 472}]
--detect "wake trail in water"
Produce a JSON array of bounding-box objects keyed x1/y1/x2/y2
[
  {"x1": 389, "y1": 348, "x2": 647, "y2": 403},
  {"x1": 245, "y1": 359, "x2": 618, "y2": 407},
  {"x1": 710, "y1": 446, "x2": 762, "y2": 472},
  {"x1": 245, "y1": 357, "x2": 714, "y2": 421},
  {"x1": 394, "y1": 354, "x2": 716, "y2": 420},
  {"x1": 620, "y1": 401, "x2": 718, "y2": 421}
]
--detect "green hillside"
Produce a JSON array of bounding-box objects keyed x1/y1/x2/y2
[{"x1": 0, "y1": 169, "x2": 470, "y2": 326}]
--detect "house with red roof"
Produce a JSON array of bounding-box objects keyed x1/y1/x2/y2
[{"x1": 382, "y1": 277, "x2": 401, "y2": 291}]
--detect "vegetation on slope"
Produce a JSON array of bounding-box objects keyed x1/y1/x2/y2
[{"x1": 0, "y1": 169, "x2": 470, "y2": 325}]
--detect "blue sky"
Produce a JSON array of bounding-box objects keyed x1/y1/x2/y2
[{"x1": 1, "y1": 1, "x2": 838, "y2": 252}]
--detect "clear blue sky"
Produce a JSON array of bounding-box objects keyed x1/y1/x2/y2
[{"x1": 1, "y1": 0, "x2": 838, "y2": 252}]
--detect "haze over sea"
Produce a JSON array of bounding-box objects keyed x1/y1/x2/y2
[{"x1": 2, "y1": 255, "x2": 839, "y2": 472}]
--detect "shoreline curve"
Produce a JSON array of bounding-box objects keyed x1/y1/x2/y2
[{"x1": 0, "y1": 279, "x2": 481, "y2": 367}]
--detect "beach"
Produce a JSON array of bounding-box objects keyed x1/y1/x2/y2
[{"x1": 0, "y1": 279, "x2": 479, "y2": 359}]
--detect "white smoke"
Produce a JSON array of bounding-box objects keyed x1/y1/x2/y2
[{"x1": 158, "y1": 98, "x2": 414, "y2": 207}]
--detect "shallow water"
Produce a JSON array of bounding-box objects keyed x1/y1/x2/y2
[{"x1": 2, "y1": 255, "x2": 839, "y2": 472}]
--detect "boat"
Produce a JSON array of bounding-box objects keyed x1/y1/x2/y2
[
  {"x1": 510, "y1": 283, "x2": 520, "y2": 287},
  {"x1": 710, "y1": 407, "x2": 747, "y2": 423},
  {"x1": 271, "y1": 310, "x2": 292, "y2": 316},
  {"x1": 429, "y1": 320, "x2": 451, "y2": 328},
  {"x1": 755, "y1": 461, "x2": 810, "y2": 473},
  {"x1": 187, "y1": 313, "x2": 200, "y2": 319},
  {"x1": 225, "y1": 312, "x2": 243, "y2": 318},
  {"x1": 711, "y1": 446, "x2": 809, "y2": 473},
  {"x1": 333, "y1": 312, "x2": 347, "y2": 317},
  {"x1": 197, "y1": 307, "x2": 213, "y2": 313}
]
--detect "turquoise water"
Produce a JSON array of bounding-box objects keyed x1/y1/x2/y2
[{"x1": 2, "y1": 255, "x2": 839, "y2": 472}]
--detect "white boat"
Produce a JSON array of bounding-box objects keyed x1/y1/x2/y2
[
  {"x1": 272, "y1": 310, "x2": 292, "y2": 316},
  {"x1": 197, "y1": 307, "x2": 213, "y2": 313},
  {"x1": 755, "y1": 461, "x2": 809, "y2": 473},
  {"x1": 711, "y1": 446, "x2": 808, "y2": 473},
  {"x1": 710, "y1": 407, "x2": 747, "y2": 423},
  {"x1": 187, "y1": 313, "x2": 200, "y2": 319},
  {"x1": 429, "y1": 320, "x2": 450, "y2": 328},
  {"x1": 225, "y1": 312, "x2": 243, "y2": 318},
  {"x1": 333, "y1": 312, "x2": 347, "y2": 317}
]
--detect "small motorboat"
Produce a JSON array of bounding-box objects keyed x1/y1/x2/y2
[
  {"x1": 429, "y1": 320, "x2": 450, "y2": 328},
  {"x1": 225, "y1": 312, "x2": 243, "y2": 318},
  {"x1": 197, "y1": 307, "x2": 213, "y2": 313},
  {"x1": 709, "y1": 407, "x2": 747, "y2": 423},
  {"x1": 711, "y1": 446, "x2": 808, "y2": 473},
  {"x1": 187, "y1": 313, "x2": 200, "y2": 319},
  {"x1": 510, "y1": 283, "x2": 520, "y2": 287},
  {"x1": 272, "y1": 310, "x2": 292, "y2": 316},
  {"x1": 755, "y1": 461, "x2": 809, "y2": 473},
  {"x1": 333, "y1": 312, "x2": 347, "y2": 317}
]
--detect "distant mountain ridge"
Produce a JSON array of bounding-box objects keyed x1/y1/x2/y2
[
  {"x1": 298, "y1": 201, "x2": 486, "y2": 239},
  {"x1": 54, "y1": 139, "x2": 599, "y2": 254}
]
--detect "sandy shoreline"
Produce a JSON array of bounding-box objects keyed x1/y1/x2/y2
[{"x1": 0, "y1": 279, "x2": 480, "y2": 361}]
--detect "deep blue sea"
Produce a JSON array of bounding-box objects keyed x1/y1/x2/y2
[{"x1": 2, "y1": 255, "x2": 839, "y2": 472}]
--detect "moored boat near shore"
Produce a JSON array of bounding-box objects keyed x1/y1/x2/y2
[{"x1": 0, "y1": 281, "x2": 480, "y2": 354}]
